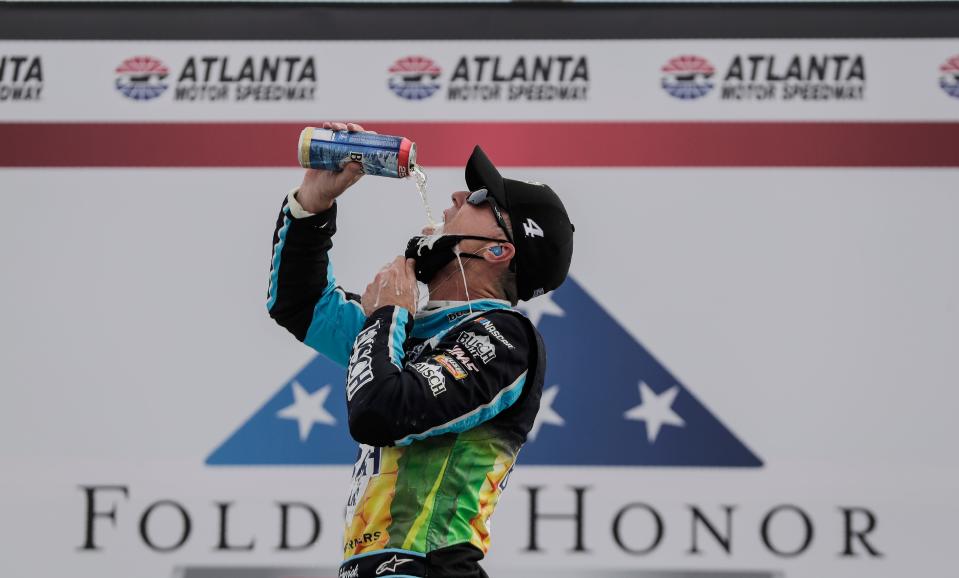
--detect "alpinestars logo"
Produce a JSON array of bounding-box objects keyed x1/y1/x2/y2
[
  {"x1": 209, "y1": 277, "x2": 760, "y2": 467},
  {"x1": 661, "y1": 55, "x2": 715, "y2": 100},
  {"x1": 388, "y1": 56, "x2": 442, "y2": 100},
  {"x1": 375, "y1": 555, "x2": 414, "y2": 575},
  {"x1": 115, "y1": 56, "x2": 169, "y2": 101},
  {"x1": 940, "y1": 55, "x2": 959, "y2": 99}
]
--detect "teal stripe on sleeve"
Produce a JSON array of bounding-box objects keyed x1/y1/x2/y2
[
  {"x1": 394, "y1": 371, "x2": 527, "y2": 446},
  {"x1": 304, "y1": 261, "x2": 367, "y2": 367},
  {"x1": 388, "y1": 307, "x2": 410, "y2": 369},
  {"x1": 265, "y1": 208, "x2": 292, "y2": 312}
]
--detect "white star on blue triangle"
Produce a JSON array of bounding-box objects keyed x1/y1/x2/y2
[
  {"x1": 517, "y1": 292, "x2": 565, "y2": 327},
  {"x1": 276, "y1": 382, "x2": 336, "y2": 442},
  {"x1": 528, "y1": 385, "x2": 565, "y2": 441},
  {"x1": 624, "y1": 382, "x2": 686, "y2": 443},
  {"x1": 209, "y1": 277, "x2": 761, "y2": 467}
]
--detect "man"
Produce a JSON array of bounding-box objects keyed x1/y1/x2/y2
[{"x1": 267, "y1": 122, "x2": 574, "y2": 578}]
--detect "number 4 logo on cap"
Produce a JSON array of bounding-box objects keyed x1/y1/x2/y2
[{"x1": 523, "y1": 218, "x2": 544, "y2": 238}]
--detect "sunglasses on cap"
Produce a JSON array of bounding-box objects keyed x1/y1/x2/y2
[{"x1": 467, "y1": 188, "x2": 514, "y2": 244}]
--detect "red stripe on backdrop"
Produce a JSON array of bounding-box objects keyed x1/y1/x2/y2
[{"x1": 1, "y1": 122, "x2": 957, "y2": 167}]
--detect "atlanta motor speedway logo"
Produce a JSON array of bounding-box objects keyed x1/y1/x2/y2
[
  {"x1": 114, "y1": 54, "x2": 317, "y2": 102},
  {"x1": 387, "y1": 54, "x2": 590, "y2": 102},
  {"x1": 0, "y1": 55, "x2": 43, "y2": 101},
  {"x1": 661, "y1": 55, "x2": 715, "y2": 100},
  {"x1": 387, "y1": 55, "x2": 442, "y2": 100},
  {"x1": 940, "y1": 55, "x2": 959, "y2": 99},
  {"x1": 660, "y1": 53, "x2": 866, "y2": 101},
  {"x1": 114, "y1": 55, "x2": 169, "y2": 101}
]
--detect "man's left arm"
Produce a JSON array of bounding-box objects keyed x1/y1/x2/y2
[{"x1": 345, "y1": 307, "x2": 532, "y2": 447}]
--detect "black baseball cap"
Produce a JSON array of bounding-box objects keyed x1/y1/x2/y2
[{"x1": 465, "y1": 145, "x2": 575, "y2": 301}]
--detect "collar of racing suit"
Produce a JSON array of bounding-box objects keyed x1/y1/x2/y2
[{"x1": 411, "y1": 299, "x2": 512, "y2": 341}]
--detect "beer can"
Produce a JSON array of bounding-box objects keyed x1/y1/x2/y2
[{"x1": 298, "y1": 127, "x2": 416, "y2": 178}]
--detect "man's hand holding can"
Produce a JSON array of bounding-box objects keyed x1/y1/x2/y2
[{"x1": 295, "y1": 121, "x2": 372, "y2": 213}]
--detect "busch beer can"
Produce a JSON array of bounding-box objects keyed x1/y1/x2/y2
[{"x1": 298, "y1": 127, "x2": 416, "y2": 178}]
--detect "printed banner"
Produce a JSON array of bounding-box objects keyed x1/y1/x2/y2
[
  {"x1": 1, "y1": 33, "x2": 958, "y2": 578},
  {"x1": 1, "y1": 40, "x2": 959, "y2": 121}
]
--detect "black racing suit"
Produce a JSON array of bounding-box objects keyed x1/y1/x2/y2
[{"x1": 267, "y1": 193, "x2": 546, "y2": 578}]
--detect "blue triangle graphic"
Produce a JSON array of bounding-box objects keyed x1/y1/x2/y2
[
  {"x1": 208, "y1": 277, "x2": 761, "y2": 467},
  {"x1": 516, "y1": 278, "x2": 761, "y2": 467},
  {"x1": 207, "y1": 357, "x2": 353, "y2": 465}
]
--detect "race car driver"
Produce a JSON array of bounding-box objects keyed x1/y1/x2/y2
[{"x1": 267, "y1": 122, "x2": 574, "y2": 578}]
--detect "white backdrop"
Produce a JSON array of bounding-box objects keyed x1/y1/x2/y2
[
  {"x1": 1, "y1": 36, "x2": 959, "y2": 578},
  {"x1": 1, "y1": 167, "x2": 957, "y2": 577}
]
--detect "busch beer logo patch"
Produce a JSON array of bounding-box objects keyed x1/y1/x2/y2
[
  {"x1": 458, "y1": 331, "x2": 497, "y2": 364},
  {"x1": 347, "y1": 321, "x2": 379, "y2": 400},
  {"x1": 412, "y1": 362, "x2": 447, "y2": 396}
]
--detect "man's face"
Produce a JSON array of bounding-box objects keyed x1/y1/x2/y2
[
  {"x1": 434, "y1": 190, "x2": 510, "y2": 250},
  {"x1": 414, "y1": 190, "x2": 516, "y2": 294}
]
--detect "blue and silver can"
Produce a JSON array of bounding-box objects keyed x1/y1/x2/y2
[{"x1": 297, "y1": 127, "x2": 416, "y2": 178}]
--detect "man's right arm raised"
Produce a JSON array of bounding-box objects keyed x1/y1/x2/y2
[
  {"x1": 267, "y1": 190, "x2": 367, "y2": 367},
  {"x1": 267, "y1": 121, "x2": 370, "y2": 366}
]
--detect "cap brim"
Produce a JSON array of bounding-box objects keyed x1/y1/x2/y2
[{"x1": 465, "y1": 145, "x2": 508, "y2": 209}]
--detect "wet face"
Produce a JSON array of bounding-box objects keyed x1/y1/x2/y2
[
  {"x1": 427, "y1": 190, "x2": 509, "y2": 252},
  {"x1": 414, "y1": 190, "x2": 517, "y2": 299}
]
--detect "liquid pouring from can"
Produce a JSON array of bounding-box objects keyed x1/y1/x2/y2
[{"x1": 298, "y1": 127, "x2": 436, "y2": 226}]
